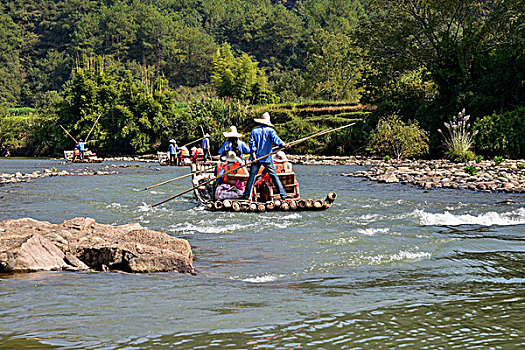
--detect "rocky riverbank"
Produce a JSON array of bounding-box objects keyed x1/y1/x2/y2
[
  {"x1": 0, "y1": 217, "x2": 194, "y2": 274},
  {"x1": 341, "y1": 159, "x2": 525, "y2": 193},
  {"x1": 0, "y1": 168, "x2": 118, "y2": 185}
]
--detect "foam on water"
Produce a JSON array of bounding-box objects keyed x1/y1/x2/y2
[
  {"x1": 282, "y1": 213, "x2": 302, "y2": 220},
  {"x1": 413, "y1": 208, "x2": 525, "y2": 226},
  {"x1": 321, "y1": 237, "x2": 359, "y2": 246},
  {"x1": 170, "y1": 222, "x2": 255, "y2": 234},
  {"x1": 363, "y1": 251, "x2": 432, "y2": 265},
  {"x1": 346, "y1": 214, "x2": 382, "y2": 226},
  {"x1": 241, "y1": 274, "x2": 283, "y2": 283},
  {"x1": 106, "y1": 202, "x2": 122, "y2": 209},
  {"x1": 356, "y1": 228, "x2": 390, "y2": 236},
  {"x1": 137, "y1": 202, "x2": 152, "y2": 212}
]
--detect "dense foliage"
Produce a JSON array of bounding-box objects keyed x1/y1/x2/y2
[
  {"x1": 474, "y1": 107, "x2": 525, "y2": 158},
  {"x1": 358, "y1": 0, "x2": 524, "y2": 146},
  {"x1": 0, "y1": 0, "x2": 522, "y2": 157},
  {"x1": 212, "y1": 43, "x2": 278, "y2": 104}
]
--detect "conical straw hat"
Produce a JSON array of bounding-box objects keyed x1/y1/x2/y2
[
  {"x1": 254, "y1": 112, "x2": 273, "y2": 127},
  {"x1": 223, "y1": 126, "x2": 243, "y2": 138}
]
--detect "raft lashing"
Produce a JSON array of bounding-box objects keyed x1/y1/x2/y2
[{"x1": 204, "y1": 192, "x2": 337, "y2": 212}]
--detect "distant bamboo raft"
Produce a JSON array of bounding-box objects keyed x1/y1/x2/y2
[{"x1": 204, "y1": 192, "x2": 337, "y2": 212}]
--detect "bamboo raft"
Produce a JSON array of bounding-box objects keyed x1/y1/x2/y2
[
  {"x1": 204, "y1": 192, "x2": 337, "y2": 212},
  {"x1": 64, "y1": 150, "x2": 103, "y2": 163},
  {"x1": 191, "y1": 162, "x2": 337, "y2": 212}
]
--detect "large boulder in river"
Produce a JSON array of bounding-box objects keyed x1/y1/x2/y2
[{"x1": 0, "y1": 217, "x2": 194, "y2": 274}]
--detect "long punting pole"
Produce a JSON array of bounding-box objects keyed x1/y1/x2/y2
[
  {"x1": 85, "y1": 112, "x2": 103, "y2": 142},
  {"x1": 60, "y1": 125, "x2": 78, "y2": 144},
  {"x1": 181, "y1": 136, "x2": 206, "y2": 149},
  {"x1": 149, "y1": 123, "x2": 355, "y2": 208},
  {"x1": 141, "y1": 164, "x2": 217, "y2": 191}
]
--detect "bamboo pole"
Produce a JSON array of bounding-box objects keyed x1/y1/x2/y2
[
  {"x1": 149, "y1": 123, "x2": 355, "y2": 208},
  {"x1": 59, "y1": 125, "x2": 78, "y2": 144},
  {"x1": 140, "y1": 164, "x2": 217, "y2": 191},
  {"x1": 181, "y1": 136, "x2": 206, "y2": 149},
  {"x1": 85, "y1": 112, "x2": 102, "y2": 143}
]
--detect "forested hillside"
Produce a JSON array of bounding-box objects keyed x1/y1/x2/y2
[{"x1": 0, "y1": 0, "x2": 523, "y2": 157}]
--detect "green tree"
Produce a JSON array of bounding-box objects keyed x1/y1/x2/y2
[
  {"x1": 0, "y1": 12, "x2": 23, "y2": 105},
  {"x1": 58, "y1": 56, "x2": 174, "y2": 154},
  {"x1": 305, "y1": 30, "x2": 363, "y2": 101},
  {"x1": 211, "y1": 43, "x2": 278, "y2": 104},
  {"x1": 359, "y1": 0, "x2": 524, "y2": 131}
]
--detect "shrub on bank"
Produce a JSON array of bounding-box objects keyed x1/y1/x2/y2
[
  {"x1": 474, "y1": 107, "x2": 525, "y2": 158},
  {"x1": 367, "y1": 114, "x2": 429, "y2": 159},
  {"x1": 0, "y1": 115, "x2": 54, "y2": 156}
]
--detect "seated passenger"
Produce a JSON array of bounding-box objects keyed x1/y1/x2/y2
[
  {"x1": 192, "y1": 146, "x2": 204, "y2": 163},
  {"x1": 215, "y1": 151, "x2": 246, "y2": 200},
  {"x1": 178, "y1": 146, "x2": 189, "y2": 162},
  {"x1": 274, "y1": 151, "x2": 293, "y2": 173}
]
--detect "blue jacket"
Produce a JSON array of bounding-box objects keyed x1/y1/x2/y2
[
  {"x1": 76, "y1": 142, "x2": 86, "y2": 152},
  {"x1": 248, "y1": 126, "x2": 284, "y2": 163},
  {"x1": 202, "y1": 137, "x2": 210, "y2": 150},
  {"x1": 218, "y1": 139, "x2": 250, "y2": 159},
  {"x1": 168, "y1": 143, "x2": 178, "y2": 154}
]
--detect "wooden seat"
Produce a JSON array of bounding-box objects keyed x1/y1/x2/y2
[
  {"x1": 64, "y1": 150, "x2": 74, "y2": 161},
  {"x1": 253, "y1": 172, "x2": 300, "y2": 201}
]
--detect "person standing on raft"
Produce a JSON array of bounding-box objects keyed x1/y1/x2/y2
[
  {"x1": 241, "y1": 112, "x2": 289, "y2": 200},
  {"x1": 202, "y1": 133, "x2": 211, "y2": 162},
  {"x1": 168, "y1": 139, "x2": 178, "y2": 165},
  {"x1": 218, "y1": 126, "x2": 250, "y2": 161},
  {"x1": 76, "y1": 139, "x2": 86, "y2": 161}
]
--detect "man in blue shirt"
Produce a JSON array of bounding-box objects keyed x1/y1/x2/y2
[
  {"x1": 75, "y1": 139, "x2": 86, "y2": 161},
  {"x1": 242, "y1": 112, "x2": 289, "y2": 200},
  {"x1": 218, "y1": 126, "x2": 250, "y2": 161},
  {"x1": 202, "y1": 133, "x2": 211, "y2": 162},
  {"x1": 168, "y1": 139, "x2": 179, "y2": 165}
]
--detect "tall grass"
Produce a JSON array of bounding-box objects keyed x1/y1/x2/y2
[{"x1": 438, "y1": 109, "x2": 478, "y2": 162}]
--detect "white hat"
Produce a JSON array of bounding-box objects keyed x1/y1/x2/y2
[
  {"x1": 274, "y1": 151, "x2": 288, "y2": 163},
  {"x1": 169, "y1": 139, "x2": 176, "y2": 143},
  {"x1": 204, "y1": 133, "x2": 210, "y2": 138},
  {"x1": 225, "y1": 150, "x2": 241, "y2": 163},
  {"x1": 223, "y1": 126, "x2": 243, "y2": 138},
  {"x1": 191, "y1": 146, "x2": 197, "y2": 152},
  {"x1": 254, "y1": 112, "x2": 273, "y2": 127}
]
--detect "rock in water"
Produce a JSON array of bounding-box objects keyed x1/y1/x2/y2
[
  {"x1": 378, "y1": 170, "x2": 399, "y2": 183},
  {"x1": 0, "y1": 217, "x2": 194, "y2": 274}
]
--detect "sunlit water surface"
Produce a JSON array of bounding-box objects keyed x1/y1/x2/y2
[{"x1": 0, "y1": 158, "x2": 524, "y2": 349}]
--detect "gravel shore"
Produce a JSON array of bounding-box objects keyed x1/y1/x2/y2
[{"x1": 339, "y1": 158, "x2": 525, "y2": 193}]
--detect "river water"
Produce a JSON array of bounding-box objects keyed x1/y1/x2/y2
[{"x1": 1, "y1": 158, "x2": 524, "y2": 349}]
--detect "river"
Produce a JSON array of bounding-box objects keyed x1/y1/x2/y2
[{"x1": 1, "y1": 158, "x2": 524, "y2": 349}]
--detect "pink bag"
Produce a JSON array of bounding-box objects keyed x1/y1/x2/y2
[{"x1": 235, "y1": 180, "x2": 245, "y2": 191}]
